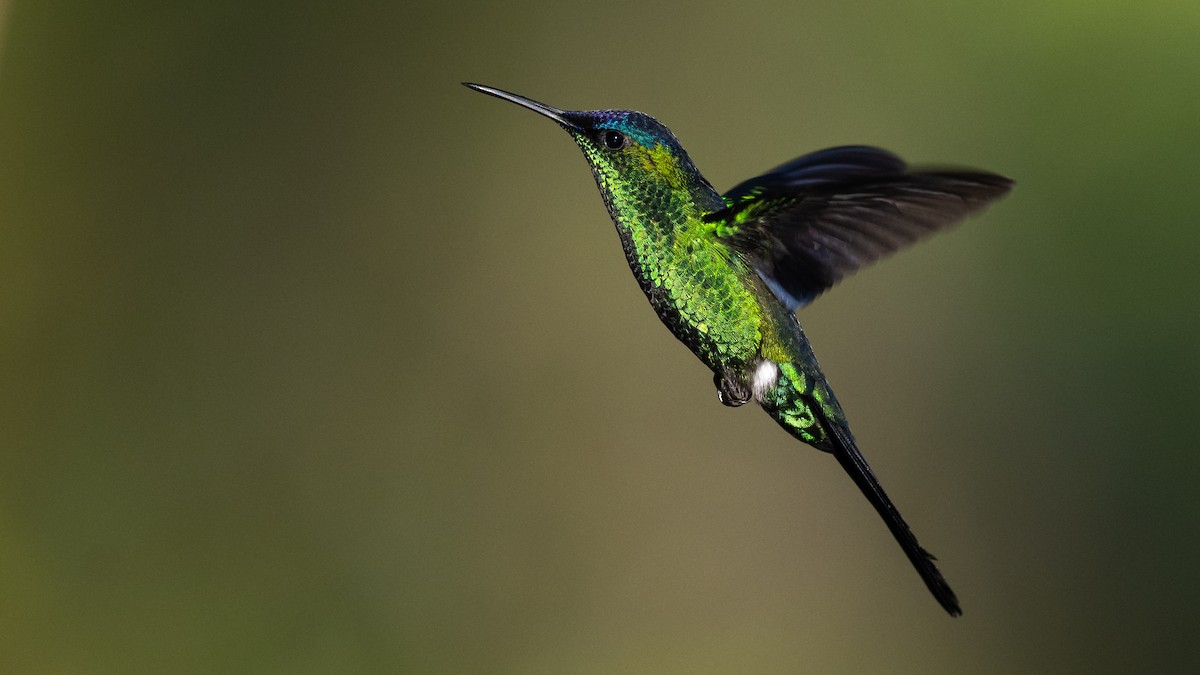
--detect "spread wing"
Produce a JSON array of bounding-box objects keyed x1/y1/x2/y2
[{"x1": 705, "y1": 146, "x2": 1013, "y2": 310}]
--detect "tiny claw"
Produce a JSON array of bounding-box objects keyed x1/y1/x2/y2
[{"x1": 714, "y1": 371, "x2": 751, "y2": 407}]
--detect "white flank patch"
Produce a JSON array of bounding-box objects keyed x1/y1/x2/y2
[{"x1": 751, "y1": 359, "x2": 779, "y2": 401}]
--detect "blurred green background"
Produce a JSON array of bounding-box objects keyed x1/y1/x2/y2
[{"x1": 2, "y1": 1, "x2": 1197, "y2": 673}]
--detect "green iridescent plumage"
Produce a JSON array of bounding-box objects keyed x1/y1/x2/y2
[{"x1": 465, "y1": 83, "x2": 1012, "y2": 616}]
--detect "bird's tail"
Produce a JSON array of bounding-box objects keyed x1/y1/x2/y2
[{"x1": 759, "y1": 360, "x2": 962, "y2": 616}]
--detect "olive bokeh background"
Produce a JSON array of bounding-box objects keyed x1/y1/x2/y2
[{"x1": 2, "y1": 2, "x2": 1197, "y2": 673}]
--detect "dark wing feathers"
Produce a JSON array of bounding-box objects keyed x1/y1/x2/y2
[
  {"x1": 723, "y1": 145, "x2": 907, "y2": 200},
  {"x1": 710, "y1": 146, "x2": 1012, "y2": 310}
]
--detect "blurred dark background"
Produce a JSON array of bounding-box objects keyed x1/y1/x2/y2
[{"x1": 1, "y1": 1, "x2": 1197, "y2": 673}]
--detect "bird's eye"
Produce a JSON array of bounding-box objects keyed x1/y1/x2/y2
[{"x1": 602, "y1": 130, "x2": 626, "y2": 150}]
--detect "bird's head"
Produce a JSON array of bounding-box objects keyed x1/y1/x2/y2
[{"x1": 465, "y1": 83, "x2": 720, "y2": 215}]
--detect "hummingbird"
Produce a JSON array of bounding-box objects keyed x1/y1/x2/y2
[{"x1": 464, "y1": 83, "x2": 1011, "y2": 616}]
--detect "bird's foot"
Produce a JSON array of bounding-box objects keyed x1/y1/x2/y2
[{"x1": 714, "y1": 370, "x2": 751, "y2": 407}]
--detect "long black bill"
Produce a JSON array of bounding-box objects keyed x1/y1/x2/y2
[{"x1": 463, "y1": 83, "x2": 581, "y2": 131}]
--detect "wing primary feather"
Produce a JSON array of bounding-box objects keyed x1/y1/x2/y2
[{"x1": 711, "y1": 148, "x2": 1012, "y2": 309}]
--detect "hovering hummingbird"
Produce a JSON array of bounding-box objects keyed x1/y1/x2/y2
[{"x1": 464, "y1": 83, "x2": 1011, "y2": 616}]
